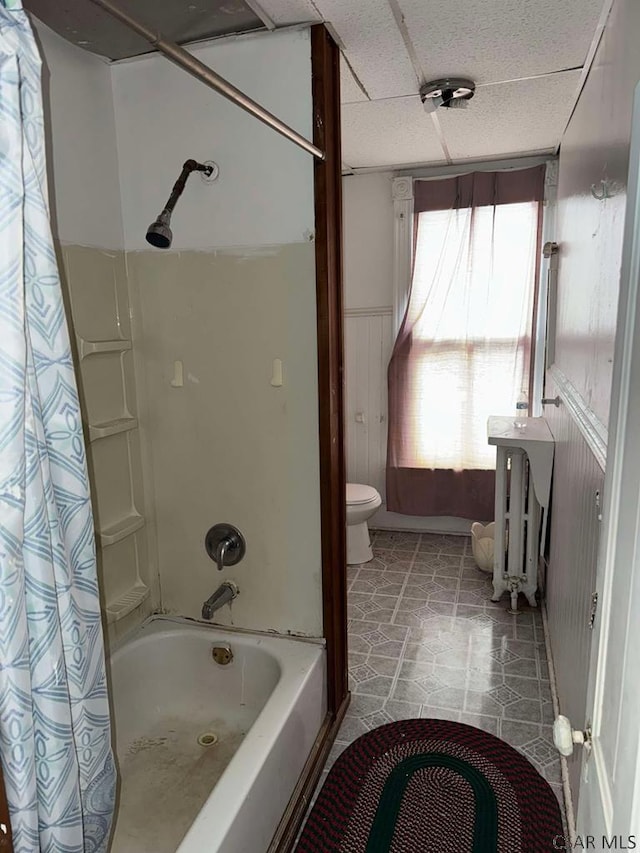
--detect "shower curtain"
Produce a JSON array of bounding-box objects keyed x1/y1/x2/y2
[{"x1": 0, "y1": 3, "x2": 116, "y2": 851}]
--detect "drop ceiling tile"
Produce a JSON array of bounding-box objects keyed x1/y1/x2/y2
[
  {"x1": 256, "y1": 0, "x2": 321, "y2": 26},
  {"x1": 341, "y1": 55, "x2": 368, "y2": 104},
  {"x1": 314, "y1": 0, "x2": 418, "y2": 99},
  {"x1": 398, "y1": 0, "x2": 604, "y2": 84},
  {"x1": 342, "y1": 97, "x2": 447, "y2": 169},
  {"x1": 439, "y1": 70, "x2": 582, "y2": 161}
]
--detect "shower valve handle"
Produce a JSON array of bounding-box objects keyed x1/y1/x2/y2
[{"x1": 205, "y1": 524, "x2": 246, "y2": 571}]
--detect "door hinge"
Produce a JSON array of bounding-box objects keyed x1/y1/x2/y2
[
  {"x1": 595, "y1": 489, "x2": 603, "y2": 521},
  {"x1": 589, "y1": 591, "x2": 598, "y2": 629}
]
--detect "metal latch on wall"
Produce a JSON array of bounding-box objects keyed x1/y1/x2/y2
[{"x1": 589, "y1": 591, "x2": 599, "y2": 630}]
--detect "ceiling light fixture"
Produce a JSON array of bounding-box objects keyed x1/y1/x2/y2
[{"x1": 420, "y1": 78, "x2": 476, "y2": 114}]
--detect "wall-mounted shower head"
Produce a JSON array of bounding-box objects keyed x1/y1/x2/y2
[
  {"x1": 145, "y1": 159, "x2": 214, "y2": 249},
  {"x1": 146, "y1": 210, "x2": 173, "y2": 249}
]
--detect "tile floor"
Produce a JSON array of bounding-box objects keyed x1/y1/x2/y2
[{"x1": 316, "y1": 530, "x2": 564, "y2": 812}]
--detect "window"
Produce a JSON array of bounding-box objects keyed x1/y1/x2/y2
[
  {"x1": 407, "y1": 201, "x2": 538, "y2": 472},
  {"x1": 387, "y1": 166, "x2": 544, "y2": 520}
]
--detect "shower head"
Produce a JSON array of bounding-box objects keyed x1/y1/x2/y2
[
  {"x1": 146, "y1": 210, "x2": 173, "y2": 249},
  {"x1": 145, "y1": 159, "x2": 214, "y2": 249}
]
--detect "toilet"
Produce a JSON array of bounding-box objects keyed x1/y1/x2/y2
[{"x1": 346, "y1": 483, "x2": 382, "y2": 565}]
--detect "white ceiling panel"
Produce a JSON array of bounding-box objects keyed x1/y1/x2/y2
[
  {"x1": 314, "y1": 0, "x2": 418, "y2": 100},
  {"x1": 256, "y1": 0, "x2": 321, "y2": 26},
  {"x1": 341, "y1": 55, "x2": 368, "y2": 104},
  {"x1": 342, "y1": 97, "x2": 446, "y2": 169},
  {"x1": 439, "y1": 69, "x2": 582, "y2": 161},
  {"x1": 398, "y1": 0, "x2": 604, "y2": 85}
]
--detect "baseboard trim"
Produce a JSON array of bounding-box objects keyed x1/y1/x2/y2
[
  {"x1": 268, "y1": 692, "x2": 351, "y2": 853},
  {"x1": 549, "y1": 365, "x2": 607, "y2": 471},
  {"x1": 541, "y1": 600, "x2": 576, "y2": 844}
]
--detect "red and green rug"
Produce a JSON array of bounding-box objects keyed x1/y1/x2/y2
[{"x1": 296, "y1": 719, "x2": 563, "y2": 852}]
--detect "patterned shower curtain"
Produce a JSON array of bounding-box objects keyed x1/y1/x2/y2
[{"x1": 0, "y1": 3, "x2": 116, "y2": 851}]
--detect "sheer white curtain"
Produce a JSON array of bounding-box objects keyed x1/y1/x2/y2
[
  {"x1": 387, "y1": 166, "x2": 544, "y2": 520},
  {"x1": 408, "y1": 202, "x2": 538, "y2": 471}
]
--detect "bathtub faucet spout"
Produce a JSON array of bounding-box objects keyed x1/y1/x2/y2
[{"x1": 202, "y1": 581, "x2": 239, "y2": 620}]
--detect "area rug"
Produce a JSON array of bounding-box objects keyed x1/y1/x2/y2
[{"x1": 296, "y1": 719, "x2": 563, "y2": 852}]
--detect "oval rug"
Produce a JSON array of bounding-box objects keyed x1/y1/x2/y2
[{"x1": 296, "y1": 719, "x2": 563, "y2": 852}]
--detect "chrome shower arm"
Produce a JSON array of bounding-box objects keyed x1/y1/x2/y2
[{"x1": 162, "y1": 160, "x2": 211, "y2": 217}]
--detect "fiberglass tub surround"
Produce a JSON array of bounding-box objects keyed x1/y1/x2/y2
[{"x1": 108, "y1": 617, "x2": 325, "y2": 853}]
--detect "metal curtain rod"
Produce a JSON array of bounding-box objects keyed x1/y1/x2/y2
[{"x1": 86, "y1": 0, "x2": 325, "y2": 161}]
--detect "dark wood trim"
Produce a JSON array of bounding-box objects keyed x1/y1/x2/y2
[
  {"x1": 268, "y1": 26, "x2": 348, "y2": 852},
  {"x1": 0, "y1": 762, "x2": 13, "y2": 852},
  {"x1": 311, "y1": 23, "x2": 348, "y2": 717},
  {"x1": 269, "y1": 695, "x2": 350, "y2": 853}
]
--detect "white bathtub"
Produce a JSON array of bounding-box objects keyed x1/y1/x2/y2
[{"x1": 108, "y1": 616, "x2": 326, "y2": 853}]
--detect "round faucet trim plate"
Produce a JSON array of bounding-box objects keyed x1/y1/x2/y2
[{"x1": 204, "y1": 523, "x2": 246, "y2": 569}]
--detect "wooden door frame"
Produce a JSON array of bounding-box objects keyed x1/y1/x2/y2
[
  {"x1": 311, "y1": 24, "x2": 349, "y2": 721},
  {"x1": 267, "y1": 24, "x2": 350, "y2": 852}
]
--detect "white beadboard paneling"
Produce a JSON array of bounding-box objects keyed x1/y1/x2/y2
[
  {"x1": 397, "y1": 0, "x2": 604, "y2": 85},
  {"x1": 545, "y1": 375, "x2": 604, "y2": 808},
  {"x1": 344, "y1": 310, "x2": 394, "y2": 497},
  {"x1": 439, "y1": 71, "x2": 582, "y2": 162},
  {"x1": 342, "y1": 97, "x2": 447, "y2": 170}
]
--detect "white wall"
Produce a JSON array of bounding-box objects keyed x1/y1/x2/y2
[
  {"x1": 111, "y1": 28, "x2": 314, "y2": 252},
  {"x1": 33, "y1": 20, "x2": 123, "y2": 250},
  {"x1": 112, "y1": 28, "x2": 323, "y2": 636},
  {"x1": 343, "y1": 173, "x2": 394, "y2": 310},
  {"x1": 552, "y1": 1, "x2": 636, "y2": 428}
]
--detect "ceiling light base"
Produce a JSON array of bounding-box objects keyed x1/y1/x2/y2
[{"x1": 420, "y1": 77, "x2": 476, "y2": 113}]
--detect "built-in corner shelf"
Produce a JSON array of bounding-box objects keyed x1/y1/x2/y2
[
  {"x1": 79, "y1": 338, "x2": 132, "y2": 360},
  {"x1": 89, "y1": 417, "x2": 138, "y2": 442},
  {"x1": 98, "y1": 513, "x2": 145, "y2": 548},
  {"x1": 105, "y1": 582, "x2": 150, "y2": 624}
]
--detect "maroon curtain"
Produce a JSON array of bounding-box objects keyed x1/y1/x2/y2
[{"x1": 386, "y1": 166, "x2": 545, "y2": 521}]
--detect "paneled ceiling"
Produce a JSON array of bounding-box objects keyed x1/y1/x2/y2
[
  {"x1": 257, "y1": 0, "x2": 607, "y2": 171},
  {"x1": 29, "y1": 0, "x2": 608, "y2": 172}
]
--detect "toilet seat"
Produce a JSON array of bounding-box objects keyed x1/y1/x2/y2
[{"x1": 346, "y1": 483, "x2": 379, "y2": 506}]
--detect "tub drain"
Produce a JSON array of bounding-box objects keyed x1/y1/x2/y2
[{"x1": 197, "y1": 732, "x2": 218, "y2": 747}]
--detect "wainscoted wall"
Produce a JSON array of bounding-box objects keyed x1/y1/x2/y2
[
  {"x1": 544, "y1": 374, "x2": 604, "y2": 801},
  {"x1": 127, "y1": 245, "x2": 322, "y2": 636},
  {"x1": 544, "y1": 0, "x2": 640, "y2": 810},
  {"x1": 344, "y1": 308, "x2": 394, "y2": 499}
]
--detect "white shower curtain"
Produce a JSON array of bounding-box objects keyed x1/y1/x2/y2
[{"x1": 0, "y1": 3, "x2": 116, "y2": 851}]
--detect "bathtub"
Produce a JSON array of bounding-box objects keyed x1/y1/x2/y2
[{"x1": 108, "y1": 616, "x2": 326, "y2": 853}]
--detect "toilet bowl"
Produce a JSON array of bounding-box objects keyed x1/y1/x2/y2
[{"x1": 346, "y1": 483, "x2": 382, "y2": 565}]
